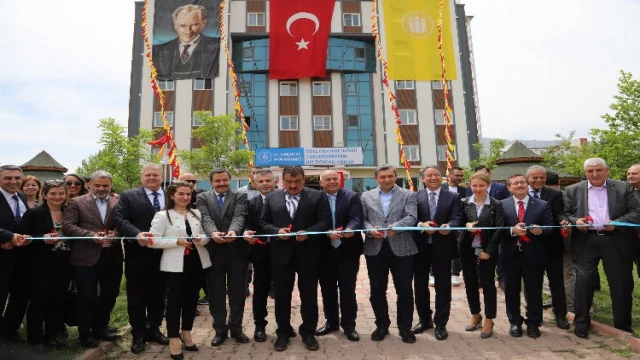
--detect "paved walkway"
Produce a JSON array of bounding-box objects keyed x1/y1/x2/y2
[{"x1": 111, "y1": 258, "x2": 639, "y2": 360}]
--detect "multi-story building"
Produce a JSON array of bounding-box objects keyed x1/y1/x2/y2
[{"x1": 128, "y1": 0, "x2": 481, "y2": 191}]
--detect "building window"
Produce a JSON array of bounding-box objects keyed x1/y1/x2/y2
[
  {"x1": 343, "y1": 13, "x2": 361, "y2": 27},
  {"x1": 396, "y1": 80, "x2": 414, "y2": 90},
  {"x1": 432, "y1": 80, "x2": 452, "y2": 90},
  {"x1": 313, "y1": 116, "x2": 332, "y2": 130},
  {"x1": 404, "y1": 145, "x2": 420, "y2": 161},
  {"x1": 399, "y1": 109, "x2": 417, "y2": 125},
  {"x1": 158, "y1": 80, "x2": 174, "y2": 91},
  {"x1": 346, "y1": 115, "x2": 359, "y2": 128},
  {"x1": 192, "y1": 111, "x2": 212, "y2": 127},
  {"x1": 247, "y1": 12, "x2": 265, "y2": 26},
  {"x1": 312, "y1": 82, "x2": 330, "y2": 96},
  {"x1": 434, "y1": 110, "x2": 454, "y2": 125},
  {"x1": 354, "y1": 47, "x2": 365, "y2": 59},
  {"x1": 239, "y1": 81, "x2": 251, "y2": 96},
  {"x1": 280, "y1": 116, "x2": 299, "y2": 131},
  {"x1": 153, "y1": 111, "x2": 174, "y2": 127},
  {"x1": 279, "y1": 82, "x2": 298, "y2": 96},
  {"x1": 194, "y1": 79, "x2": 213, "y2": 90},
  {"x1": 242, "y1": 47, "x2": 254, "y2": 59},
  {"x1": 345, "y1": 81, "x2": 357, "y2": 95},
  {"x1": 437, "y1": 145, "x2": 457, "y2": 161}
]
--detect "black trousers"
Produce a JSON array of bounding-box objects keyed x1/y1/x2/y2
[
  {"x1": 544, "y1": 244, "x2": 568, "y2": 318},
  {"x1": 574, "y1": 233, "x2": 633, "y2": 331},
  {"x1": 206, "y1": 246, "x2": 248, "y2": 335},
  {"x1": 503, "y1": 250, "x2": 544, "y2": 326},
  {"x1": 272, "y1": 253, "x2": 319, "y2": 337},
  {"x1": 165, "y1": 252, "x2": 203, "y2": 338},
  {"x1": 124, "y1": 247, "x2": 166, "y2": 338},
  {"x1": 366, "y1": 242, "x2": 414, "y2": 331},
  {"x1": 27, "y1": 250, "x2": 71, "y2": 343},
  {"x1": 75, "y1": 250, "x2": 123, "y2": 341},
  {"x1": 460, "y1": 245, "x2": 497, "y2": 319},
  {"x1": 0, "y1": 247, "x2": 29, "y2": 337},
  {"x1": 251, "y1": 249, "x2": 272, "y2": 328},
  {"x1": 318, "y1": 247, "x2": 360, "y2": 330},
  {"x1": 414, "y1": 244, "x2": 451, "y2": 327}
]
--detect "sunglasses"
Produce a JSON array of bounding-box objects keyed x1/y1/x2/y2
[
  {"x1": 185, "y1": 180, "x2": 197, "y2": 184},
  {"x1": 65, "y1": 181, "x2": 82, "y2": 186}
]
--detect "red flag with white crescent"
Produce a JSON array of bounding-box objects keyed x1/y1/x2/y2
[{"x1": 269, "y1": 0, "x2": 335, "y2": 79}]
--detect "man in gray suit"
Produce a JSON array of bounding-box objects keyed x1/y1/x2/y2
[
  {"x1": 361, "y1": 164, "x2": 418, "y2": 344},
  {"x1": 566, "y1": 158, "x2": 640, "y2": 338},
  {"x1": 196, "y1": 168, "x2": 249, "y2": 346}
]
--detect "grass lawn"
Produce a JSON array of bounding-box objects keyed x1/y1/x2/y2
[{"x1": 592, "y1": 263, "x2": 640, "y2": 338}]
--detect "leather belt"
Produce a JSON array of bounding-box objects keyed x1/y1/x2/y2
[{"x1": 586, "y1": 230, "x2": 611, "y2": 236}]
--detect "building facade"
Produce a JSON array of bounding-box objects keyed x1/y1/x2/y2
[{"x1": 128, "y1": 0, "x2": 481, "y2": 191}]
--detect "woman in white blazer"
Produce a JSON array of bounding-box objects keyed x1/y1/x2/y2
[{"x1": 149, "y1": 181, "x2": 211, "y2": 360}]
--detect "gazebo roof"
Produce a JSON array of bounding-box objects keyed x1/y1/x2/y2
[
  {"x1": 20, "y1": 150, "x2": 68, "y2": 173},
  {"x1": 495, "y1": 141, "x2": 543, "y2": 165}
]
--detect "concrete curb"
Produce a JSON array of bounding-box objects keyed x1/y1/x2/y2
[{"x1": 566, "y1": 312, "x2": 640, "y2": 353}]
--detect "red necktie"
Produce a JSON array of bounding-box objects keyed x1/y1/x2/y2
[{"x1": 517, "y1": 200, "x2": 525, "y2": 222}]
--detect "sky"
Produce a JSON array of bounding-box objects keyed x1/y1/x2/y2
[{"x1": 1, "y1": 0, "x2": 639, "y2": 171}]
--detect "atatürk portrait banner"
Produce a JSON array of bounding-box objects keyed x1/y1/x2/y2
[{"x1": 152, "y1": 0, "x2": 221, "y2": 80}]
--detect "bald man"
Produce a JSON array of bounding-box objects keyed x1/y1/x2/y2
[
  {"x1": 178, "y1": 172, "x2": 204, "y2": 209},
  {"x1": 316, "y1": 170, "x2": 363, "y2": 341}
]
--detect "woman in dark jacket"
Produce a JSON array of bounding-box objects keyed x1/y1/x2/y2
[
  {"x1": 457, "y1": 172, "x2": 505, "y2": 339},
  {"x1": 18, "y1": 180, "x2": 71, "y2": 348}
]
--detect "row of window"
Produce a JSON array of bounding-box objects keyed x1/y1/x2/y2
[
  {"x1": 246, "y1": 12, "x2": 361, "y2": 27},
  {"x1": 279, "y1": 82, "x2": 330, "y2": 96}
]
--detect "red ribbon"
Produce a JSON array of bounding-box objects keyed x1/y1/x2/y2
[
  {"x1": 147, "y1": 233, "x2": 154, "y2": 246},
  {"x1": 471, "y1": 229, "x2": 482, "y2": 245},
  {"x1": 252, "y1": 239, "x2": 266, "y2": 246},
  {"x1": 585, "y1": 215, "x2": 594, "y2": 224},
  {"x1": 519, "y1": 234, "x2": 531, "y2": 243},
  {"x1": 560, "y1": 228, "x2": 569, "y2": 238}
]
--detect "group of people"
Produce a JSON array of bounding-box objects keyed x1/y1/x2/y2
[{"x1": 1, "y1": 157, "x2": 639, "y2": 359}]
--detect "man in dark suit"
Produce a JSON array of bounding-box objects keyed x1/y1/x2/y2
[
  {"x1": 152, "y1": 4, "x2": 219, "y2": 80},
  {"x1": 315, "y1": 170, "x2": 363, "y2": 342},
  {"x1": 440, "y1": 166, "x2": 466, "y2": 286},
  {"x1": 465, "y1": 165, "x2": 510, "y2": 200},
  {"x1": 259, "y1": 166, "x2": 331, "y2": 352},
  {"x1": 411, "y1": 166, "x2": 463, "y2": 340},
  {"x1": 566, "y1": 158, "x2": 640, "y2": 338},
  {"x1": 361, "y1": 165, "x2": 418, "y2": 344},
  {"x1": 0, "y1": 165, "x2": 28, "y2": 341},
  {"x1": 196, "y1": 168, "x2": 249, "y2": 346},
  {"x1": 243, "y1": 169, "x2": 276, "y2": 342},
  {"x1": 114, "y1": 164, "x2": 169, "y2": 354},
  {"x1": 62, "y1": 171, "x2": 122, "y2": 348},
  {"x1": 625, "y1": 164, "x2": 640, "y2": 278},
  {"x1": 526, "y1": 165, "x2": 571, "y2": 329},
  {"x1": 501, "y1": 174, "x2": 554, "y2": 338}
]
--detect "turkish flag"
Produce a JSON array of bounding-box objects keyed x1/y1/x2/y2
[{"x1": 269, "y1": 0, "x2": 335, "y2": 79}]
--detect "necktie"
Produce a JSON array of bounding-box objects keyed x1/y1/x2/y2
[
  {"x1": 286, "y1": 194, "x2": 299, "y2": 219},
  {"x1": 429, "y1": 192, "x2": 437, "y2": 221},
  {"x1": 217, "y1": 194, "x2": 224, "y2": 211},
  {"x1": 329, "y1": 194, "x2": 341, "y2": 248},
  {"x1": 152, "y1": 192, "x2": 161, "y2": 212},
  {"x1": 535, "y1": 190, "x2": 541, "y2": 199},
  {"x1": 517, "y1": 200, "x2": 525, "y2": 222},
  {"x1": 12, "y1": 194, "x2": 22, "y2": 225},
  {"x1": 181, "y1": 44, "x2": 191, "y2": 63}
]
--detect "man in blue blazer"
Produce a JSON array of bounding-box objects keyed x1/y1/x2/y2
[
  {"x1": 412, "y1": 166, "x2": 463, "y2": 341},
  {"x1": 466, "y1": 165, "x2": 510, "y2": 200},
  {"x1": 501, "y1": 174, "x2": 554, "y2": 339},
  {"x1": 316, "y1": 170, "x2": 363, "y2": 342}
]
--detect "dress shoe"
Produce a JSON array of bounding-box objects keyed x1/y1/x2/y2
[
  {"x1": 555, "y1": 315, "x2": 570, "y2": 330},
  {"x1": 274, "y1": 335, "x2": 290, "y2": 351},
  {"x1": 179, "y1": 335, "x2": 199, "y2": 351},
  {"x1": 509, "y1": 324, "x2": 523, "y2": 337},
  {"x1": 316, "y1": 322, "x2": 339, "y2": 336},
  {"x1": 527, "y1": 325, "x2": 541, "y2": 338},
  {"x1": 231, "y1": 331, "x2": 250, "y2": 343},
  {"x1": 130, "y1": 337, "x2": 146, "y2": 354},
  {"x1": 465, "y1": 316, "x2": 483, "y2": 331},
  {"x1": 344, "y1": 328, "x2": 360, "y2": 342},
  {"x1": 254, "y1": 326, "x2": 267, "y2": 342},
  {"x1": 80, "y1": 337, "x2": 100, "y2": 349},
  {"x1": 574, "y1": 328, "x2": 589, "y2": 339},
  {"x1": 287, "y1": 329, "x2": 298, "y2": 338},
  {"x1": 399, "y1": 329, "x2": 417, "y2": 344},
  {"x1": 146, "y1": 328, "x2": 169, "y2": 345},
  {"x1": 210, "y1": 333, "x2": 228, "y2": 346},
  {"x1": 616, "y1": 325, "x2": 634, "y2": 333},
  {"x1": 95, "y1": 331, "x2": 122, "y2": 342},
  {"x1": 434, "y1": 326, "x2": 448, "y2": 341},
  {"x1": 170, "y1": 352, "x2": 184, "y2": 360},
  {"x1": 411, "y1": 318, "x2": 434, "y2": 334},
  {"x1": 302, "y1": 335, "x2": 319, "y2": 351},
  {"x1": 370, "y1": 327, "x2": 389, "y2": 341}
]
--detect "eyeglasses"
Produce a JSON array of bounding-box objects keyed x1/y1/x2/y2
[
  {"x1": 184, "y1": 180, "x2": 197, "y2": 184},
  {"x1": 65, "y1": 181, "x2": 82, "y2": 186}
]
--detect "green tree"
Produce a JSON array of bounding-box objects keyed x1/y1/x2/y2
[
  {"x1": 76, "y1": 118, "x2": 155, "y2": 192},
  {"x1": 542, "y1": 131, "x2": 595, "y2": 177},
  {"x1": 178, "y1": 112, "x2": 253, "y2": 177}
]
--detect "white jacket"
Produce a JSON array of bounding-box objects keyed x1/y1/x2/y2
[{"x1": 149, "y1": 209, "x2": 212, "y2": 272}]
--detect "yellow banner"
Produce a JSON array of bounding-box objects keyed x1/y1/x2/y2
[{"x1": 381, "y1": 0, "x2": 457, "y2": 80}]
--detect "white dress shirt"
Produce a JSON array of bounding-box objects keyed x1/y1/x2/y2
[
  {"x1": 0, "y1": 187, "x2": 27, "y2": 217},
  {"x1": 144, "y1": 188, "x2": 165, "y2": 211}
]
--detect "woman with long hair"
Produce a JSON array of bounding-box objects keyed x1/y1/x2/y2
[
  {"x1": 457, "y1": 172, "x2": 505, "y2": 339},
  {"x1": 63, "y1": 174, "x2": 87, "y2": 200},
  {"x1": 148, "y1": 181, "x2": 211, "y2": 360},
  {"x1": 20, "y1": 175, "x2": 42, "y2": 209},
  {"x1": 18, "y1": 180, "x2": 71, "y2": 348}
]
